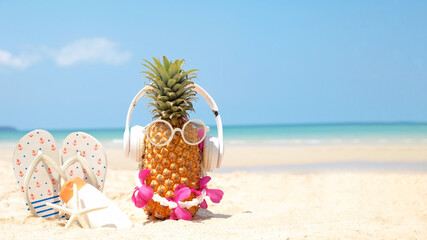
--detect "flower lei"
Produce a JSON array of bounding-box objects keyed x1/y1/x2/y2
[{"x1": 132, "y1": 169, "x2": 224, "y2": 221}]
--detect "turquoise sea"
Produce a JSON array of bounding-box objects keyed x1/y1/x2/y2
[{"x1": 1, "y1": 123, "x2": 427, "y2": 149}]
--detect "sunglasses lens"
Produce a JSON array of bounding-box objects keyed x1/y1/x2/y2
[
  {"x1": 148, "y1": 121, "x2": 172, "y2": 145},
  {"x1": 183, "y1": 120, "x2": 205, "y2": 144}
]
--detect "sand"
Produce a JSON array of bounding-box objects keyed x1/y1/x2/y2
[{"x1": 1, "y1": 146, "x2": 427, "y2": 239}]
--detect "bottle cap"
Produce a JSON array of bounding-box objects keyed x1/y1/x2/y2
[{"x1": 60, "y1": 177, "x2": 87, "y2": 203}]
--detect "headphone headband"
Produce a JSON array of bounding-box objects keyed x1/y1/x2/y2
[{"x1": 124, "y1": 84, "x2": 224, "y2": 166}]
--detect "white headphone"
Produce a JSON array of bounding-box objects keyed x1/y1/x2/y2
[{"x1": 124, "y1": 84, "x2": 224, "y2": 173}]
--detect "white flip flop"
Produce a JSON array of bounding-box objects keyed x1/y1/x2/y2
[
  {"x1": 12, "y1": 130, "x2": 66, "y2": 218},
  {"x1": 61, "y1": 132, "x2": 107, "y2": 191}
]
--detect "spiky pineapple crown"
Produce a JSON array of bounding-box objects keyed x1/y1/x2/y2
[{"x1": 142, "y1": 56, "x2": 198, "y2": 125}]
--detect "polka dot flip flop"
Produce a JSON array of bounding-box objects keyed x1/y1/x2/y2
[
  {"x1": 12, "y1": 130, "x2": 66, "y2": 218},
  {"x1": 61, "y1": 132, "x2": 107, "y2": 192}
]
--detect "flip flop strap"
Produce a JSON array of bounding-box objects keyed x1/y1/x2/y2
[
  {"x1": 62, "y1": 151, "x2": 99, "y2": 188},
  {"x1": 24, "y1": 151, "x2": 67, "y2": 215}
]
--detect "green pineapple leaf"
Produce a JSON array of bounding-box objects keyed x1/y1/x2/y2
[
  {"x1": 162, "y1": 56, "x2": 170, "y2": 71},
  {"x1": 142, "y1": 56, "x2": 199, "y2": 123}
]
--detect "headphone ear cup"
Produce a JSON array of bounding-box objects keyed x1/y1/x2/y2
[
  {"x1": 202, "y1": 135, "x2": 219, "y2": 172},
  {"x1": 130, "y1": 126, "x2": 146, "y2": 162},
  {"x1": 210, "y1": 137, "x2": 220, "y2": 169},
  {"x1": 123, "y1": 129, "x2": 130, "y2": 158},
  {"x1": 212, "y1": 137, "x2": 221, "y2": 168}
]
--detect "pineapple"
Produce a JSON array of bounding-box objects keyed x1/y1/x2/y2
[{"x1": 141, "y1": 56, "x2": 201, "y2": 219}]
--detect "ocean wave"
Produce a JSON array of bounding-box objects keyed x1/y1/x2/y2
[{"x1": 1, "y1": 136, "x2": 427, "y2": 149}]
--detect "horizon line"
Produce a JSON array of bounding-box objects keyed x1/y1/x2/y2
[{"x1": 2, "y1": 121, "x2": 427, "y2": 132}]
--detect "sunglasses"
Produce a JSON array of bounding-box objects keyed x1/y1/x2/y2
[{"x1": 143, "y1": 119, "x2": 210, "y2": 146}]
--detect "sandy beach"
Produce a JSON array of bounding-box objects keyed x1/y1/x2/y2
[
  {"x1": 1, "y1": 145, "x2": 427, "y2": 239},
  {"x1": 2, "y1": 0, "x2": 427, "y2": 239}
]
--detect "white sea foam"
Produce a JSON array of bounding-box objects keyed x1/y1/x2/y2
[
  {"x1": 0, "y1": 142, "x2": 15, "y2": 149},
  {"x1": 1, "y1": 123, "x2": 427, "y2": 149},
  {"x1": 224, "y1": 137, "x2": 427, "y2": 147},
  {"x1": 306, "y1": 139, "x2": 321, "y2": 144}
]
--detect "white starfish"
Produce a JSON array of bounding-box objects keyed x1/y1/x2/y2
[{"x1": 46, "y1": 184, "x2": 107, "y2": 228}]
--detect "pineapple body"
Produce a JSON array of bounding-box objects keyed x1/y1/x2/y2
[
  {"x1": 142, "y1": 121, "x2": 201, "y2": 219},
  {"x1": 139, "y1": 56, "x2": 201, "y2": 219}
]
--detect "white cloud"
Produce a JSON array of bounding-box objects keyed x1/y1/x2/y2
[
  {"x1": 0, "y1": 49, "x2": 40, "y2": 69},
  {"x1": 53, "y1": 38, "x2": 132, "y2": 67},
  {"x1": 0, "y1": 38, "x2": 131, "y2": 69}
]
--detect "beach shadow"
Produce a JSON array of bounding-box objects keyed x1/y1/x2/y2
[
  {"x1": 142, "y1": 216, "x2": 163, "y2": 225},
  {"x1": 192, "y1": 209, "x2": 232, "y2": 222},
  {"x1": 138, "y1": 209, "x2": 232, "y2": 224}
]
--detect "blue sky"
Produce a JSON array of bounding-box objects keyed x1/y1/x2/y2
[{"x1": 1, "y1": 1, "x2": 427, "y2": 130}]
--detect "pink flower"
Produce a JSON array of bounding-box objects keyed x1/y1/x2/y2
[
  {"x1": 169, "y1": 185, "x2": 192, "y2": 221},
  {"x1": 197, "y1": 128, "x2": 205, "y2": 150},
  {"x1": 132, "y1": 169, "x2": 154, "y2": 208},
  {"x1": 192, "y1": 176, "x2": 224, "y2": 209}
]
